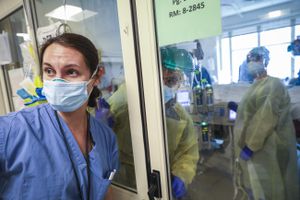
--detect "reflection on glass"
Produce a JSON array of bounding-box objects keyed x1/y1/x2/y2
[
  {"x1": 34, "y1": 0, "x2": 137, "y2": 190},
  {"x1": 107, "y1": 83, "x2": 137, "y2": 189},
  {"x1": 158, "y1": 41, "x2": 236, "y2": 199},
  {"x1": 155, "y1": 1, "x2": 300, "y2": 199},
  {"x1": 161, "y1": 47, "x2": 200, "y2": 199}
]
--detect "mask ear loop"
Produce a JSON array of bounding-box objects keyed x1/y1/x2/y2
[
  {"x1": 87, "y1": 65, "x2": 100, "y2": 86},
  {"x1": 96, "y1": 65, "x2": 105, "y2": 110},
  {"x1": 89, "y1": 64, "x2": 104, "y2": 109},
  {"x1": 89, "y1": 64, "x2": 105, "y2": 81},
  {"x1": 91, "y1": 65, "x2": 100, "y2": 79}
]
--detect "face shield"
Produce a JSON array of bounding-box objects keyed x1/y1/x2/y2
[
  {"x1": 163, "y1": 68, "x2": 184, "y2": 88},
  {"x1": 161, "y1": 47, "x2": 194, "y2": 88},
  {"x1": 247, "y1": 61, "x2": 266, "y2": 78},
  {"x1": 246, "y1": 46, "x2": 270, "y2": 67}
]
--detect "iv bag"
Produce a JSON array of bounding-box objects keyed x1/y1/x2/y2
[{"x1": 0, "y1": 31, "x2": 12, "y2": 65}]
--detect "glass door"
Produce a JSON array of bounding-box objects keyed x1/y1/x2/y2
[
  {"x1": 25, "y1": 1, "x2": 300, "y2": 200},
  {"x1": 135, "y1": 0, "x2": 232, "y2": 199},
  {"x1": 23, "y1": 0, "x2": 150, "y2": 199},
  {"x1": 140, "y1": 0, "x2": 300, "y2": 200}
]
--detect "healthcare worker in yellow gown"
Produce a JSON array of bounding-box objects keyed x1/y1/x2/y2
[
  {"x1": 108, "y1": 47, "x2": 199, "y2": 199},
  {"x1": 234, "y1": 59, "x2": 299, "y2": 200}
]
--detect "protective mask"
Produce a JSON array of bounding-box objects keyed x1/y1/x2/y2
[
  {"x1": 42, "y1": 68, "x2": 98, "y2": 112},
  {"x1": 163, "y1": 85, "x2": 176, "y2": 103},
  {"x1": 248, "y1": 62, "x2": 265, "y2": 77}
]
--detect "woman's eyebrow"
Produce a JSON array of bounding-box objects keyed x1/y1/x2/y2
[
  {"x1": 64, "y1": 64, "x2": 81, "y2": 68},
  {"x1": 42, "y1": 62, "x2": 52, "y2": 67},
  {"x1": 42, "y1": 63, "x2": 81, "y2": 68}
]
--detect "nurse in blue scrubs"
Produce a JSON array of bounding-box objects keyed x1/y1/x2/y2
[{"x1": 0, "y1": 33, "x2": 119, "y2": 200}]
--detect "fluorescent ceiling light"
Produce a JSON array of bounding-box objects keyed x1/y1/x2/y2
[
  {"x1": 16, "y1": 33, "x2": 30, "y2": 41},
  {"x1": 68, "y1": 10, "x2": 97, "y2": 22},
  {"x1": 268, "y1": 10, "x2": 282, "y2": 18},
  {"x1": 45, "y1": 5, "x2": 97, "y2": 22}
]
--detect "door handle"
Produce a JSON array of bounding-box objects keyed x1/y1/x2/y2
[{"x1": 147, "y1": 170, "x2": 162, "y2": 200}]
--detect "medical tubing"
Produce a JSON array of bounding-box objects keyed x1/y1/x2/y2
[
  {"x1": 54, "y1": 111, "x2": 90, "y2": 200},
  {"x1": 233, "y1": 159, "x2": 249, "y2": 200}
]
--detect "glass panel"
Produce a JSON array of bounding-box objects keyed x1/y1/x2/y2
[
  {"x1": 231, "y1": 33, "x2": 257, "y2": 50},
  {"x1": 34, "y1": 0, "x2": 137, "y2": 190},
  {"x1": 260, "y1": 27, "x2": 291, "y2": 79},
  {"x1": 0, "y1": 8, "x2": 29, "y2": 111},
  {"x1": 154, "y1": 1, "x2": 300, "y2": 200},
  {"x1": 260, "y1": 27, "x2": 291, "y2": 46},
  {"x1": 219, "y1": 38, "x2": 230, "y2": 84},
  {"x1": 265, "y1": 44, "x2": 291, "y2": 78},
  {"x1": 155, "y1": 37, "x2": 237, "y2": 200}
]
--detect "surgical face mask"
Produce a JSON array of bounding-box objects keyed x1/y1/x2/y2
[
  {"x1": 163, "y1": 85, "x2": 176, "y2": 103},
  {"x1": 248, "y1": 62, "x2": 265, "y2": 78},
  {"x1": 42, "y1": 68, "x2": 98, "y2": 112}
]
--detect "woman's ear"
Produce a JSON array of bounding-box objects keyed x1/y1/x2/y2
[
  {"x1": 98, "y1": 66, "x2": 105, "y2": 77},
  {"x1": 93, "y1": 66, "x2": 105, "y2": 86}
]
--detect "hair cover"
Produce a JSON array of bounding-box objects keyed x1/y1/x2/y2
[{"x1": 247, "y1": 46, "x2": 270, "y2": 67}]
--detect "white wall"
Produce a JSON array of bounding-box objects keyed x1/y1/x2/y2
[{"x1": 0, "y1": 0, "x2": 22, "y2": 20}]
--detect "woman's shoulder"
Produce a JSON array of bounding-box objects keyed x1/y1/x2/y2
[
  {"x1": 0, "y1": 104, "x2": 52, "y2": 156},
  {"x1": 0, "y1": 104, "x2": 50, "y2": 125}
]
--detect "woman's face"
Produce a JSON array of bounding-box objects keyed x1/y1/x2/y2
[{"x1": 42, "y1": 43, "x2": 91, "y2": 82}]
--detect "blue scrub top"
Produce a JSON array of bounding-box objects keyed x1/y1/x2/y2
[
  {"x1": 0, "y1": 104, "x2": 119, "y2": 200},
  {"x1": 192, "y1": 65, "x2": 212, "y2": 88}
]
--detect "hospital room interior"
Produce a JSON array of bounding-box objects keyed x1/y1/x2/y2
[{"x1": 0, "y1": 0, "x2": 300, "y2": 199}]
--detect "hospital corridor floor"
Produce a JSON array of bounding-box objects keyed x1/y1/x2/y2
[{"x1": 184, "y1": 147, "x2": 234, "y2": 200}]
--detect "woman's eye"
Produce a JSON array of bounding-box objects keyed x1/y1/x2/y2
[
  {"x1": 44, "y1": 68, "x2": 55, "y2": 75},
  {"x1": 67, "y1": 69, "x2": 79, "y2": 76}
]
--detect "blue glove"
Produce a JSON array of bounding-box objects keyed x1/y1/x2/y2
[
  {"x1": 171, "y1": 175, "x2": 186, "y2": 199},
  {"x1": 240, "y1": 146, "x2": 253, "y2": 161},
  {"x1": 36, "y1": 88, "x2": 46, "y2": 100}
]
